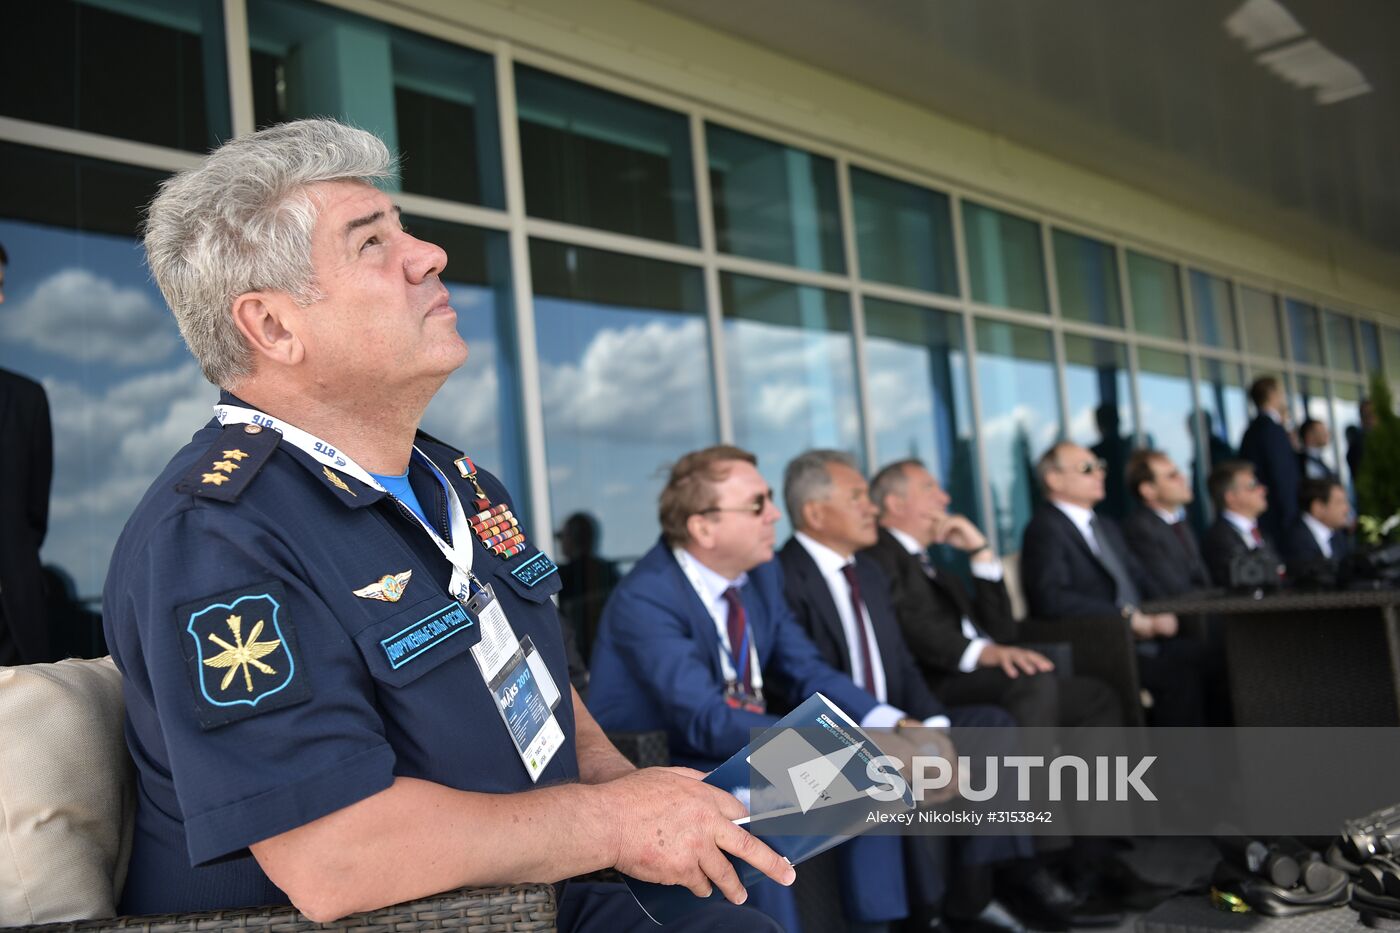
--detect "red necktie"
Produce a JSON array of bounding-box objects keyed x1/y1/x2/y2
[
  {"x1": 721, "y1": 587, "x2": 751, "y2": 691},
  {"x1": 839, "y1": 563, "x2": 879, "y2": 696},
  {"x1": 1251, "y1": 526, "x2": 1264, "y2": 547}
]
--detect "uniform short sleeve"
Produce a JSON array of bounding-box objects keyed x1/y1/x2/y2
[{"x1": 115, "y1": 504, "x2": 396, "y2": 866}]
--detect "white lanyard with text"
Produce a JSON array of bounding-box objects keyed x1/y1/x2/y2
[
  {"x1": 672, "y1": 548, "x2": 765, "y2": 692},
  {"x1": 213, "y1": 404, "x2": 484, "y2": 604}
]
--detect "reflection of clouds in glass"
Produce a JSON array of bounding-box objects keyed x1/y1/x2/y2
[
  {"x1": 980, "y1": 404, "x2": 1058, "y2": 455},
  {"x1": 43, "y1": 362, "x2": 219, "y2": 597},
  {"x1": 865, "y1": 339, "x2": 935, "y2": 435},
  {"x1": 420, "y1": 338, "x2": 501, "y2": 451},
  {"x1": 4, "y1": 268, "x2": 177, "y2": 365},
  {"x1": 729, "y1": 320, "x2": 860, "y2": 450},
  {"x1": 539, "y1": 318, "x2": 710, "y2": 442}
]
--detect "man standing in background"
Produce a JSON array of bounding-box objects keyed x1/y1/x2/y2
[
  {"x1": 1239, "y1": 376, "x2": 1300, "y2": 541},
  {"x1": 0, "y1": 241, "x2": 56, "y2": 665}
]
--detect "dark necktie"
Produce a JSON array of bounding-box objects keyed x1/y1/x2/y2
[
  {"x1": 1089, "y1": 516, "x2": 1142, "y2": 607},
  {"x1": 916, "y1": 550, "x2": 936, "y2": 579},
  {"x1": 839, "y1": 563, "x2": 879, "y2": 696},
  {"x1": 721, "y1": 587, "x2": 752, "y2": 691}
]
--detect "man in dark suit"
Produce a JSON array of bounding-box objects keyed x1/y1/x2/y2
[
  {"x1": 1296, "y1": 419, "x2": 1337, "y2": 482},
  {"x1": 588, "y1": 445, "x2": 886, "y2": 932},
  {"x1": 0, "y1": 240, "x2": 56, "y2": 665},
  {"x1": 778, "y1": 450, "x2": 1105, "y2": 933},
  {"x1": 1122, "y1": 450, "x2": 1211, "y2": 597},
  {"x1": 1282, "y1": 479, "x2": 1353, "y2": 586},
  {"x1": 1238, "y1": 376, "x2": 1300, "y2": 541},
  {"x1": 863, "y1": 458, "x2": 1119, "y2": 730},
  {"x1": 1348, "y1": 400, "x2": 1375, "y2": 482},
  {"x1": 1020, "y1": 442, "x2": 1206, "y2": 727},
  {"x1": 1201, "y1": 460, "x2": 1284, "y2": 589}
]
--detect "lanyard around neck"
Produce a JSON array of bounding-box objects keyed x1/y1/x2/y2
[{"x1": 214, "y1": 404, "x2": 484, "y2": 598}]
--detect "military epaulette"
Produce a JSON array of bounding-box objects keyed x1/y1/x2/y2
[{"x1": 175, "y1": 423, "x2": 280, "y2": 502}]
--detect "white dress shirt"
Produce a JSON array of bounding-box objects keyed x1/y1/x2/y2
[
  {"x1": 1052, "y1": 500, "x2": 1101, "y2": 555},
  {"x1": 793, "y1": 532, "x2": 949, "y2": 729},
  {"x1": 885, "y1": 526, "x2": 994, "y2": 672},
  {"x1": 673, "y1": 547, "x2": 763, "y2": 688},
  {"x1": 1152, "y1": 506, "x2": 1187, "y2": 525},
  {"x1": 1301, "y1": 513, "x2": 1335, "y2": 558},
  {"x1": 1222, "y1": 510, "x2": 1261, "y2": 549}
]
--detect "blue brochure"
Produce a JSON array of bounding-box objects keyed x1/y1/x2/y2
[{"x1": 624, "y1": 692, "x2": 916, "y2": 925}]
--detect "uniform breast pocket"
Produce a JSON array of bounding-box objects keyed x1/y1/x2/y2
[{"x1": 352, "y1": 596, "x2": 482, "y2": 689}]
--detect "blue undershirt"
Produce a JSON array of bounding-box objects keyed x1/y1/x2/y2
[{"x1": 370, "y1": 468, "x2": 430, "y2": 528}]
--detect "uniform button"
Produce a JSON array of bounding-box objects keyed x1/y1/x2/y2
[{"x1": 244, "y1": 425, "x2": 262, "y2": 434}]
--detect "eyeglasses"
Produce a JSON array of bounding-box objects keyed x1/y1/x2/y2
[
  {"x1": 695, "y1": 490, "x2": 774, "y2": 517},
  {"x1": 1063, "y1": 459, "x2": 1108, "y2": 475}
]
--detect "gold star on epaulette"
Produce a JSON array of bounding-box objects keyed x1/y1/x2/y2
[
  {"x1": 201, "y1": 472, "x2": 231, "y2": 486},
  {"x1": 323, "y1": 467, "x2": 356, "y2": 496},
  {"x1": 212, "y1": 460, "x2": 240, "y2": 473},
  {"x1": 223, "y1": 449, "x2": 250, "y2": 461}
]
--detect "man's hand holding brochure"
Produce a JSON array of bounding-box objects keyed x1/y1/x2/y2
[{"x1": 624, "y1": 692, "x2": 920, "y2": 924}]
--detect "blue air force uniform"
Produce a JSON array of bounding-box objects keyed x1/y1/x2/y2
[{"x1": 104, "y1": 395, "x2": 575, "y2": 914}]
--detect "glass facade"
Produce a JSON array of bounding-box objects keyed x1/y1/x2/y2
[
  {"x1": 0, "y1": 147, "x2": 202, "y2": 602},
  {"x1": 531, "y1": 241, "x2": 714, "y2": 563},
  {"x1": 722, "y1": 274, "x2": 861, "y2": 537},
  {"x1": 2, "y1": 4, "x2": 1396, "y2": 597},
  {"x1": 963, "y1": 201, "x2": 1048, "y2": 313},
  {"x1": 1128, "y1": 252, "x2": 1186, "y2": 341},
  {"x1": 1241, "y1": 287, "x2": 1285, "y2": 359},
  {"x1": 1286, "y1": 299, "x2": 1324, "y2": 367},
  {"x1": 1136, "y1": 349, "x2": 1201, "y2": 524},
  {"x1": 973, "y1": 321, "x2": 1061, "y2": 553},
  {"x1": 1190, "y1": 269, "x2": 1238, "y2": 350},
  {"x1": 1324, "y1": 310, "x2": 1360, "y2": 373},
  {"x1": 248, "y1": 0, "x2": 503, "y2": 206},
  {"x1": 863, "y1": 299, "x2": 978, "y2": 518},
  {"x1": 1062, "y1": 336, "x2": 1133, "y2": 518},
  {"x1": 516, "y1": 66, "x2": 697, "y2": 245},
  {"x1": 1054, "y1": 230, "x2": 1122, "y2": 328},
  {"x1": 2, "y1": 0, "x2": 229, "y2": 152},
  {"x1": 850, "y1": 168, "x2": 957, "y2": 295},
  {"x1": 707, "y1": 124, "x2": 844, "y2": 272}
]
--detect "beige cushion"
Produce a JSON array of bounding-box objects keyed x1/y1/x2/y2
[{"x1": 0, "y1": 657, "x2": 134, "y2": 926}]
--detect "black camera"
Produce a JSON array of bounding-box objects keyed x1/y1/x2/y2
[{"x1": 1228, "y1": 551, "x2": 1282, "y2": 590}]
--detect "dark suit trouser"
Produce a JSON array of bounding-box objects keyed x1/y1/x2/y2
[
  {"x1": 558, "y1": 882, "x2": 782, "y2": 933},
  {"x1": 1137, "y1": 637, "x2": 1208, "y2": 727},
  {"x1": 932, "y1": 670, "x2": 1122, "y2": 729}
]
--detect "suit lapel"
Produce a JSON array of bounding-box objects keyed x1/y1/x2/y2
[
  {"x1": 1047, "y1": 506, "x2": 1113, "y2": 580},
  {"x1": 787, "y1": 541, "x2": 855, "y2": 674},
  {"x1": 663, "y1": 548, "x2": 727, "y2": 680}
]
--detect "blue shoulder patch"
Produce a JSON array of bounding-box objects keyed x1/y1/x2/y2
[
  {"x1": 178, "y1": 582, "x2": 311, "y2": 729},
  {"x1": 175, "y1": 423, "x2": 279, "y2": 502},
  {"x1": 510, "y1": 551, "x2": 559, "y2": 588}
]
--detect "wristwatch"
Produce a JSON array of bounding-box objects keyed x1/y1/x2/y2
[{"x1": 894, "y1": 717, "x2": 923, "y2": 734}]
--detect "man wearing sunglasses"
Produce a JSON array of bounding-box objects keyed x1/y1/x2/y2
[
  {"x1": 1122, "y1": 450, "x2": 1212, "y2": 598},
  {"x1": 1021, "y1": 443, "x2": 1206, "y2": 726},
  {"x1": 1202, "y1": 460, "x2": 1283, "y2": 588},
  {"x1": 587, "y1": 445, "x2": 895, "y2": 932}
]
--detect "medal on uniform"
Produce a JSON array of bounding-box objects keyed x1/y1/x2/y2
[{"x1": 456, "y1": 456, "x2": 529, "y2": 559}]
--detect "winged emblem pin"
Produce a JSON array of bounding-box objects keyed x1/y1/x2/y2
[{"x1": 353, "y1": 570, "x2": 413, "y2": 603}]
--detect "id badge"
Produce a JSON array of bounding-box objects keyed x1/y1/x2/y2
[
  {"x1": 467, "y1": 583, "x2": 517, "y2": 682},
  {"x1": 488, "y1": 647, "x2": 565, "y2": 782},
  {"x1": 521, "y1": 635, "x2": 562, "y2": 710},
  {"x1": 467, "y1": 585, "x2": 563, "y2": 779}
]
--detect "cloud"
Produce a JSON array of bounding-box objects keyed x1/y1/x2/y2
[
  {"x1": 4, "y1": 268, "x2": 178, "y2": 365},
  {"x1": 539, "y1": 317, "x2": 713, "y2": 442}
]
